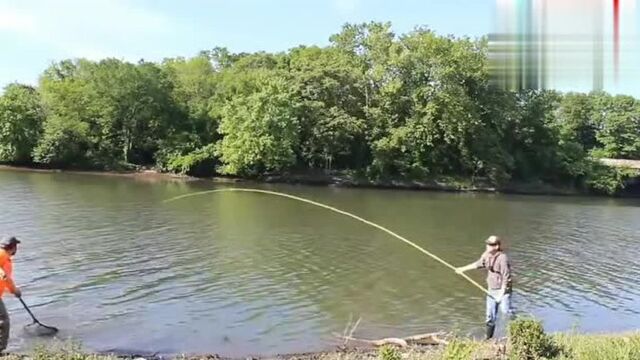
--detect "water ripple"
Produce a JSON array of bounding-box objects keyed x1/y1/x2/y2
[{"x1": 1, "y1": 171, "x2": 640, "y2": 356}]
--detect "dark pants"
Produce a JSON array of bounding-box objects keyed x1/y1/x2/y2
[{"x1": 0, "y1": 298, "x2": 9, "y2": 351}]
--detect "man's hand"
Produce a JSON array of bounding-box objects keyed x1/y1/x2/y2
[
  {"x1": 0, "y1": 269, "x2": 6, "y2": 280},
  {"x1": 13, "y1": 287, "x2": 21, "y2": 298}
]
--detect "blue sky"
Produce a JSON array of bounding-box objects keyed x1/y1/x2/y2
[
  {"x1": 0, "y1": 0, "x2": 638, "y2": 96},
  {"x1": 0, "y1": 0, "x2": 492, "y2": 88}
]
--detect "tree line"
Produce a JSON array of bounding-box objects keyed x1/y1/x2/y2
[{"x1": 1, "y1": 22, "x2": 639, "y2": 194}]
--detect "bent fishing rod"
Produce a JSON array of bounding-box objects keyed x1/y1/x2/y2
[{"x1": 164, "y1": 188, "x2": 491, "y2": 298}]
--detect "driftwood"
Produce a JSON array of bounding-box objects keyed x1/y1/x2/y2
[
  {"x1": 341, "y1": 315, "x2": 362, "y2": 347},
  {"x1": 403, "y1": 332, "x2": 449, "y2": 345},
  {"x1": 334, "y1": 331, "x2": 449, "y2": 348},
  {"x1": 337, "y1": 335, "x2": 409, "y2": 347}
]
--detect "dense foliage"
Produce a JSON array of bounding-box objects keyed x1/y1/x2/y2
[{"x1": 1, "y1": 23, "x2": 638, "y2": 193}]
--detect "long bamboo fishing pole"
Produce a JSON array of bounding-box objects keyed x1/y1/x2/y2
[{"x1": 164, "y1": 188, "x2": 491, "y2": 297}]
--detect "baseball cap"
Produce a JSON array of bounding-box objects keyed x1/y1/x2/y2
[
  {"x1": 485, "y1": 235, "x2": 501, "y2": 245},
  {"x1": 0, "y1": 235, "x2": 20, "y2": 247}
]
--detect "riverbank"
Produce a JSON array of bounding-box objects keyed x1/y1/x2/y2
[
  {"x1": 0, "y1": 164, "x2": 194, "y2": 183},
  {"x1": 0, "y1": 164, "x2": 596, "y2": 197},
  {"x1": 3, "y1": 331, "x2": 640, "y2": 360},
  {"x1": 257, "y1": 170, "x2": 588, "y2": 197}
]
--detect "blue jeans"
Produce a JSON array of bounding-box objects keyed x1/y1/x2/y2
[{"x1": 486, "y1": 289, "x2": 514, "y2": 328}]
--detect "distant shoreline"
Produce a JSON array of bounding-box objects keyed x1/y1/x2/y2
[
  {"x1": 0, "y1": 164, "x2": 191, "y2": 181},
  {"x1": 0, "y1": 164, "x2": 632, "y2": 198}
]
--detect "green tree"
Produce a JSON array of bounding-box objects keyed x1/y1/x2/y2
[
  {"x1": 289, "y1": 46, "x2": 367, "y2": 169},
  {"x1": 2, "y1": 21, "x2": 638, "y2": 195},
  {"x1": 162, "y1": 55, "x2": 217, "y2": 140},
  {"x1": 36, "y1": 59, "x2": 175, "y2": 168},
  {"x1": 214, "y1": 71, "x2": 300, "y2": 176},
  {"x1": 35, "y1": 60, "x2": 96, "y2": 167},
  {"x1": 503, "y1": 90, "x2": 563, "y2": 181},
  {"x1": 358, "y1": 27, "x2": 499, "y2": 180},
  {"x1": 32, "y1": 114, "x2": 92, "y2": 167},
  {"x1": 84, "y1": 59, "x2": 175, "y2": 165},
  {"x1": 0, "y1": 84, "x2": 44, "y2": 163},
  {"x1": 555, "y1": 92, "x2": 600, "y2": 151},
  {"x1": 156, "y1": 55, "x2": 219, "y2": 175},
  {"x1": 593, "y1": 95, "x2": 640, "y2": 159}
]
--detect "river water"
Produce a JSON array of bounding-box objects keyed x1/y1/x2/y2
[{"x1": 0, "y1": 170, "x2": 639, "y2": 357}]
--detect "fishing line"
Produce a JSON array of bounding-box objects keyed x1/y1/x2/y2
[{"x1": 163, "y1": 188, "x2": 490, "y2": 297}]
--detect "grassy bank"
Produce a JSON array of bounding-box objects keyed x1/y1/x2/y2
[{"x1": 4, "y1": 319, "x2": 640, "y2": 360}]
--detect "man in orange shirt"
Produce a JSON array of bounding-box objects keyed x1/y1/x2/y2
[{"x1": 0, "y1": 235, "x2": 22, "y2": 352}]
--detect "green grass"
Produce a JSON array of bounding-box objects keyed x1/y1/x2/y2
[
  {"x1": 299, "y1": 332, "x2": 640, "y2": 360},
  {"x1": 553, "y1": 332, "x2": 640, "y2": 360},
  {"x1": 0, "y1": 342, "x2": 120, "y2": 360}
]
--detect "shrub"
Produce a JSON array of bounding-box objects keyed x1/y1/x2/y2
[
  {"x1": 441, "y1": 339, "x2": 478, "y2": 360},
  {"x1": 585, "y1": 163, "x2": 637, "y2": 195},
  {"x1": 158, "y1": 143, "x2": 217, "y2": 177},
  {"x1": 378, "y1": 345, "x2": 402, "y2": 360},
  {"x1": 508, "y1": 317, "x2": 559, "y2": 360}
]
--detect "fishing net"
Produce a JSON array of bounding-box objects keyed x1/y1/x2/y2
[
  {"x1": 24, "y1": 321, "x2": 58, "y2": 337},
  {"x1": 19, "y1": 298, "x2": 58, "y2": 337}
]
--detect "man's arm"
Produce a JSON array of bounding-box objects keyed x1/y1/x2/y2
[
  {"x1": 1, "y1": 262, "x2": 19, "y2": 298},
  {"x1": 5, "y1": 277, "x2": 18, "y2": 297},
  {"x1": 455, "y1": 257, "x2": 484, "y2": 274}
]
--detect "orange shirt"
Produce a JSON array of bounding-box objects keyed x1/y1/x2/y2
[{"x1": 0, "y1": 250, "x2": 16, "y2": 297}]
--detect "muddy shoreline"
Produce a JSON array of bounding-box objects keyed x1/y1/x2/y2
[{"x1": 6, "y1": 345, "x2": 444, "y2": 360}]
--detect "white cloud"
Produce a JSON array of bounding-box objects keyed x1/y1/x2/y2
[
  {"x1": 331, "y1": 0, "x2": 361, "y2": 16},
  {"x1": 0, "y1": 0, "x2": 173, "y2": 60}
]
